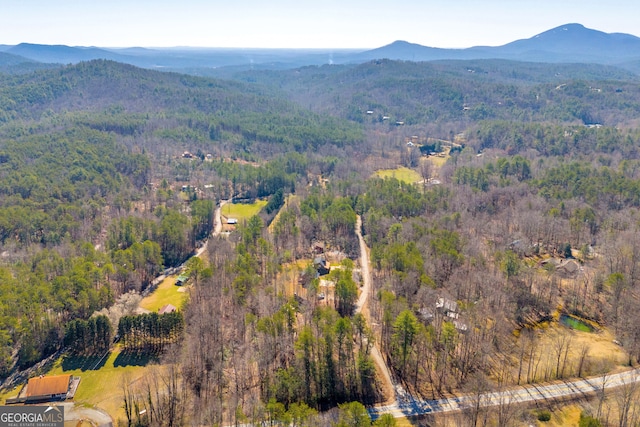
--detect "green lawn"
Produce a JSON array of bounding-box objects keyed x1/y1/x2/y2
[
  {"x1": 373, "y1": 167, "x2": 422, "y2": 184},
  {"x1": 0, "y1": 385, "x2": 21, "y2": 404},
  {"x1": 139, "y1": 275, "x2": 189, "y2": 312},
  {"x1": 48, "y1": 348, "x2": 154, "y2": 422},
  {"x1": 222, "y1": 199, "x2": 268, "y2": 221}
]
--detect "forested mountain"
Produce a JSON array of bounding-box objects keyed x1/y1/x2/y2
[
  {"x1": 0, "y1": 59, "x2": 363, "y2": 377},
  {"x1": 358, "y1": 24, "x2": 640, "y2": 64},
  {"x1": 1, "y1": 43, "x2": 358, "y2": 72},
  {"x1": 230, "y1": 59, "x2": 640, "y2": 128},
  {"x1": 7, "y1": 43, "x2": 125, "y2": 65},
  {"x1": 4, "y1": 51, "x2": 640, "y2": 426},
  {"x1": 491, "y1": 23, "x2": 640, "y2": 63},
  {"x1": 0, "y1": 52, "x2": 57, "y2": 75},
  {"x1": 2, "y1": 23, "x2": 640, "y2": 74},
  {"x1": 0, "y1": 60, "x2": 363, "y2": 150}
]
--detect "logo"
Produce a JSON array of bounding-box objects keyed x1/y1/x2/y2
[{"x1": 0, "y1": 406, "x2": 64, "y2": 427}]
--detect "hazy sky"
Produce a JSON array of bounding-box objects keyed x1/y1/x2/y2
[{"x1": 1, "y1": 0, "x2": 639, "y2": 49}]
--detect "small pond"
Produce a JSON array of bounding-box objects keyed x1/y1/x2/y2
[{"x1": 560, "y1": 314, "x2": 594, "y2": 332}]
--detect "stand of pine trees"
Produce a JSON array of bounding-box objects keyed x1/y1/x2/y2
[
  {"x1": 64, "y1": 315, "x2": 113, "y2": 355},
  {"x1": 118, "y1": 312, "x2": 185, "y2": 352}
]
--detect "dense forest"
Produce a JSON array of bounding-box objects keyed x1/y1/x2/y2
[{"x1": 2, "y1": 57, "x2": 640, "y2": 426}]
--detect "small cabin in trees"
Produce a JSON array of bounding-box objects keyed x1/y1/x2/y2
[
  {"x1": 418, "y1": 307, "x2": 434, "y2": 323},
  {"x1": 314, "y1": 256, "x2": 330, "y2": 276},
  {"x1": 311, "y1": 241, "x2": 325, "y2": 254},
  {"x1": 159, "y1": 304, "x2": 177, "y2": 314},
  {"x1": 556, "y1": 259, "x2": 581, "y2": 277},
  {"x1": 436, "y1": 297, "x2": 459, "y2": 319}
]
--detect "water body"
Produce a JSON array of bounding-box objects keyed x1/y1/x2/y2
[{"x1": 559, "y1": 314, "x2": 594, "y2": 332}]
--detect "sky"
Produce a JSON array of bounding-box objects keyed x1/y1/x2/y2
[{"x1": 1, "y1": 0, "x2": 639, "y2": 49}]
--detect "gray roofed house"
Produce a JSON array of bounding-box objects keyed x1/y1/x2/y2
[{"x1": 313, "y1": 256, "x2": 330, "y2": 276}]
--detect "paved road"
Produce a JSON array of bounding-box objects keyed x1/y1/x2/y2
[
  {"x1": 63, "y1": 402, "x2": 113, "y2": 427},
  {"x1": 369, "y1": 368, "x2": 640, "y2": 419}
]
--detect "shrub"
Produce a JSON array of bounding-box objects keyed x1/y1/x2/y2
[{"x1": 537, "y1": 410, "x2": 551, "y2": 422}]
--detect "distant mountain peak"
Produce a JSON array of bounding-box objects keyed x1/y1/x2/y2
[
  {"x1": 531, "y1": 23, "x2": 599, "y2": 38},
  {"x1": 555, "y1": 23, "x2": 585, "y2": 30},
  {"x1": 387, "y1": 40, "x2": 418, "y2": 47},
  {"x1": 3, "y1": 23, "x2": 640, "y2": 71}
]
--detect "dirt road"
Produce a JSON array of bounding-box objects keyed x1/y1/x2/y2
[
  {"x1": 355, "y1": 215, "x2": 398, "y2": 406},
  {"x1": 194, "y1": 199, "x2": 226, "y2": 258}
]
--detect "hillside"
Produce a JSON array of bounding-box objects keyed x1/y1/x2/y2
[
  {"x1": 0, "y1": 51, "x2": 58, "y2": 75},
  {"x1": 4, "y1": 51, "x2": 640, "y2": 426},
  {"x1": 229, "y1": 59, "x2": 640, "y2": 128},
  {"x1": 350, "y1": 23, "x2": 640, "y2": 65},
  {"x1": 491, "y1": 23, "x2": 640, "y2": 63},
  {"x1": 0, "y1": 60, "x2": 363, "y2": 151},
  {"x1": 0, "y1": 59, "x2": 364, "y2": 380}
]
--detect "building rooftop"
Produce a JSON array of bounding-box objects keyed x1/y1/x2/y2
[
  {"x1": 26, "y1": 374, "x2": 71, "y2": 398},
  {"x1": 159, "y1": 304, "x2": 177, "y2": 314}
]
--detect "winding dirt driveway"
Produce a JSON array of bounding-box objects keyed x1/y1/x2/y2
[
  {"x1": 355, "y1": 215, "x2": 399, "y2": 406},
  {"x1": 194, "y1": 199, "x2": 226, "y2": 257}
]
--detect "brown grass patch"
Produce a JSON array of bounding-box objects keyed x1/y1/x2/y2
[{"x1": 512, "y1": 322, "x2": 628, "y2": 385}]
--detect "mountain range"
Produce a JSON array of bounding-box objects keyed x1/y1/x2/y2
[{"x1": 1, "y1": 23, "x2": 640, "y2": 73}]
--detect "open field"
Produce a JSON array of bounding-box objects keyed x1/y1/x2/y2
[
  {"x1": 221, "y1": 199, "x2": 268, "y2": 221},
  {"x1": 511, "y1": 320, "x2": 628, "y2": 386},
  {"x1": 424, "y1": 152, "x2": 449, "y2": 168},
  {"x1": 47, "y1": 348, "x2": 154, "y2": 422},
  {"x1": 139, "y1": 275, "x2": 189, "y2": 313},
  {"x1": 373, "y1": 167, "x2": 422, "y2": 183}
]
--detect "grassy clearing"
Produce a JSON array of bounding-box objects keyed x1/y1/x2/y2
[
  {"x1": 426, "y1": 154, "x2": 448, "y2": 168},
  {"x1": 394, "y1": 416, "x2": 419, "y2": 426},
  {"x1": 0, "y1": 385, "x2": 21, "y2": 404},
  {"x1": 139, "y1": 275, "x2": 189, "y2": 312},
  {"x1": 516, "y1": 323, "x2": 627, "y2": 385},
  {"x1": 268, "y1": 194, "x2": 297, "y2": 233},
  {"x1": 423, "y1": 145, "x2": 451, "y2": 168},
  {"x1": 222, "y1": 199, "x2": 268, "y2": 221},
  {"x1": 48, "y1": 347, "x2": 155, "y2": 421},
  {"x1": 539, "y1": 404, "x2": 582, "y2": 427},
  {"x1": 373, "y1": 167, "x2": 421, "y2": 184}
]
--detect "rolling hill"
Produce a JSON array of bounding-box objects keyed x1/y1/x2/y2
[
  {"x1": 0, "y1": 60, "x2": 363, "y2": 152},
  {"x1": 355, "y1": 24, "x2": 640, "y2": 65},
  {"x1": 1, "y1": 24, "x2": 639, "y2": 73},
  {"x1": 0, "y1": 51, "x2": 58, "y2": 74},
  {"x1": 228, "y1": 58, "x2": 640, "y2": 128}
]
